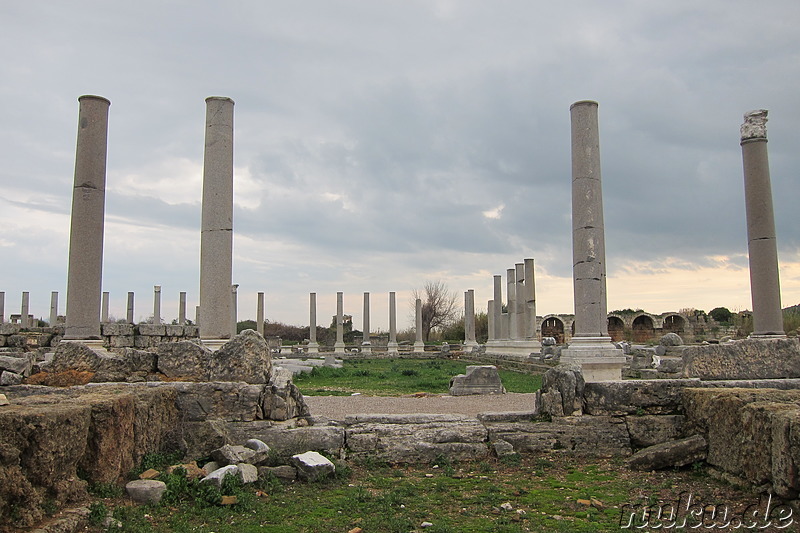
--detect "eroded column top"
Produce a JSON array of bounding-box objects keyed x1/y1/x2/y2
[{"x1": 741, "y1": 109, "x2": 768, "y2": 142}]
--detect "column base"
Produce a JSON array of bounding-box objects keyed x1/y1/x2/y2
[
  {"x1": 333, "y1": 342, "x2": 346, "y2": 354},
  {"x1": 485, "y1": 339, "x2": 542, "y2": 358},
  {"x1": 307, "y1": 342, "x2": 319, "y2": 354},
  {"x1": 413, "y1": 341, "x2": 425, "y2": 353},
  {"x1": 749, "y1": 333, "x2": 788, "y2": 340},
  {"x1": 200, "y1": 339, "x2": 229, "y2": 352},
  {"x1": 561, "y1": 336, "x2": 625, "y2": 381},
  {"x1": 387, "y1": 342, "x2": 399, "y2": 355}
]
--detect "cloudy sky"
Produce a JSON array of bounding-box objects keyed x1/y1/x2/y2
[{"x1": 1, "y1": 1, "x2": 799, "y2": 331}]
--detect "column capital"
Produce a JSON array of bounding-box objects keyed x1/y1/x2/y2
[{"x1": 741, "y1": 109, "x2": 768, "y2": 142}]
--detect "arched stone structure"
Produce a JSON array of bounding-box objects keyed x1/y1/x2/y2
[
  {"x1": 662, "y1": 313, "x2": 686, "y2": 335},
  {"x1": 540, "y1": 315, "x2": 565, "y2": 344},
  {"x1": 607, "y1": 315, "x2": 625, "y2": 342},
  {"x1": 632, "y1": 314, "x2": 656, "y2": 343}
]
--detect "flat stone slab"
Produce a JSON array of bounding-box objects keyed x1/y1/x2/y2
[
  {"x1": 126, "y1": 479, "x2": 167, "y2": 504},
  {"x1": 449, "y1": 365, "x2": 506, "y2": 396},
  {"x1": 682, "y1": 338, "x2": 800, "y2": 380},
  {"x1": 627, "y1": 435, "x2": 707, "y2": 471},
  {"x1": 291, "y1": 451, "x2": 335, "y2": 481}
]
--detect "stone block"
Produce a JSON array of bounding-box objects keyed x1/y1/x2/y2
[
  {"x1": 261, "y1": 367, "x2": 310, "y2": 420},
  {"x1": 238, "y1": 463, "x2": 258, "y2": 483},
  {"x1": 165, "y1": 325, "x2": 185, "y2": 337},
  {"x1": 0, "y1": 336, "x2": 5, "y2": 348},
  {"x1": 158, "y1": 381, "x2": 264, "y2": 422},
  {"x1": 0, "y1": 354, "x2": 33, "y2": 376},
  {"x1": 109, "y1": 336, "x2": 134, "y2": 348},
  {"x1": 0, "y1": 371, "x2": 23, "y2": 386},
  {"x1": 682, "y1": 338, "x2": 800, "y2": 380},
  {"x1": 211, "y1": 444, "x2": 258, "y2": 465},
  {"x1": 449, "y1": 365, "x2": 506, "y2": 396},
  {"x1": 583, "y1": 379, "x2": 701, "y2": 416},
  {"x1": 485, "y1": 415, "x2": 631, "y2": 457},
  {"x1": 184, "y1": 326, "x2": 200, "y2": 337},
  {"x1": 627, "y1": 434, "x2": 707, "y2": 471},
  {"x1": 683, "y1": 387, "x2": 800, "y2": 497},
  {"x1": 134, "y1": 336, "x2": 157, "y2": 349},
  {"x1": 291, "y1": 451, "x2": 335, "y2": 481},
  {"x1": 48, "y1": 343, "x2": 155, "y2": 382},
  {"x1": 155, "y1": 340, "x2": 212, "y2": 380},
  {"x1": 0, "y1": 324, "x2": 21, "y2": 335},
  {"x1": 102, "y1": 323, "x2": 135, "y2": 336},
  {"x1": 210, "y1": 330, "x2": 273, "y2": 384},
  {"x1": 540, "y1": 365, "x2": 584, "y2": 416},
  {"x1": 625, "y1": 415, "x2": 686, "y2": 448},
  {"x1": 345, "y1": 414, "x2": 489, "y2": 463},
  {"x1": 227, "y1": 422, "x2": 345, "y2": 457},
  {"x1": 137, "y1": 324, "x2": 166, "y2": 336}
]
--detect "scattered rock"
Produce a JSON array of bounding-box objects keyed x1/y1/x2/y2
[
  {"x1": 660, "y1": 333, "x2": 683, "y2": 347},
  {"x1": 421, "y1": 522, "x2": 434, "y2": 528},
  {"x1": 500, "y1": 502, "x2": 514, "y2": 511},
  {"x1": 200, "y1": 464, "x2": 240, "y2": 487},
  {"x1": 138, "y1": 468, "x2": 160, "y2": 480},
  {"x1": 211, "y1": 444, "x2": 258, "y2": 466},
  {"x1": 627, "y1": 435, "x2": 707, "y2": 471},
  {"x1": 125, "y1": 479, "x2": 167, "y2": 504},
  {"x1": 201, "y1": 461, "x2": 220, "y2": 476},
  {"x1": 492, "y1": 439, "x2": 515, "y2": 457},
  {"x1": 210, "y1": 330, "x2": 273, "y2": 384},
  {"x1": 0, "y1": 393, "x2": 8, "y2": 406},
  {"x1": 291, "y1": 451, "x2": 335, "y2": 481},
  {"x1": 238, "y1": 463, "x2": 258, "y2": 484},
  {"x1": 166, "y1": 462, "x2": 205, "y2": 480},
  {"x1": 220, "y1": 495, "x2": 238, "y2": 505}
]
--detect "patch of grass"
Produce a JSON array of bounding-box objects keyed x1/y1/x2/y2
[
  {"x1": 81, "y1": 453, "x2": 771, "y2": 533},
  {"x1": 294, "y1": 358, "x2": 541, "y2": 396}
]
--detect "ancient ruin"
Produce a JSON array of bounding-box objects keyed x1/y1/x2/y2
[{"x1": 1, "y1": 97, "x2": 799, "y2": 530}]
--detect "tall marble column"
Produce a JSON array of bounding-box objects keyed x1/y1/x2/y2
[
  {"x1": 199, "y1": 96, "x2": 234, "y2": 339},
  {"x1": 0, "y1": 292, "x2": 4, "y2": 323},
  {"x1": 21, "y1": 292, "x2": 30, "y2": 329},
  {"x1": 515, "y1": 263, "x2": 526, "y2": 340},
  {"x1": 561, "y1": 100, "x2": 624, "y2": 381},
  {"x1": 257, "y1": 292, "x2": 265, "y2": 336},
  {"x1": 64, "y1": 95, "x2": 110, "y2": 339},
  {"x1": 741, "y1": 110, "x2": 785, "y2": 337},
  {"x1": 524, "y1": 258, "x2": 536, "y2": 339},
  {"x1": 506, "y1": 268, "x2": 517, "y2": 340},
  {"x1": 308, "y1": 292, "x2": 319, "y2": 353},
  {"x1": 464, "y1": 289, "x2": 477, "y2": 348},
  {"x1": 51, "y1": 291, "x2": 59, "y2": 327},
  {"x1": 179, "y1": 292, "x2": 187, "y2": 325},
  {"x1": 492, "y1": 275, "x2": 504, "y2": 341},
  {"x1": 413, "y1": 298, "x2": 425, "y2": 353},
  {"x1": 100, "y1": 292, "x2": 109, "y2": 323},
  {"x1": 126, "y1": 292, "x2": 134, "y2": 324},
  {"x1": 362, "y1": 292, "x2": 371, "y2": 353},
  {"x1": 153, "y1": 285, "x2": 162, "y2": 324},
  {"x1": 334, "y1": 292, "x2": 345, "y2": 353},
  {"x1": 387, "y1": 291, "x2": 399, "y2": 354}
]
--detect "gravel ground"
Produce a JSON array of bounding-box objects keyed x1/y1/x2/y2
[{"x1": 303, "y1": 392, "x2": 538, "y2": 421}]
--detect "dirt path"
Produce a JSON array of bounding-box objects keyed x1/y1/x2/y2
[{"x1": 303, "y1": 392, "x2": 538, "y2": 421}]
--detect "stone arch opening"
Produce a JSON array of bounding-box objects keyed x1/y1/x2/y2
[
  {"x1": 663, "y1": 314, "x2": 685, "y2": 335},
  {"x1": 541, "y1": 316, "x2": 565, "y2": 344},
  {"x1": 607, "y1": 316, "x2": 625, "y2": 342},
  {"x1": 632, "y1": 314, "x2": 656, "y2": 343}
]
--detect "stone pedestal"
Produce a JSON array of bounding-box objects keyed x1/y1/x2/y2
[
  {"x1": 387, "y1": 291, "x2": 399, "y2": 355},
  {"x1": 199, "y1": 96, "x2": 234, "y2": 340},
  {"x1": 741, "y1": 110, "x2": 785, "y2": 338},
  {"x1": 64, "y1": 95, "x2": 110, "y2": 340},
  {"x1": 562, "y1": 101, "x2": 623, "y2": 380},
  {"x1": 307, "y1": 292, "x2": 319, "y2": 353}
]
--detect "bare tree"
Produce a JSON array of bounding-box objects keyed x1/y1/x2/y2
[{"x1": 411, "y1": 280, "x2": 459, "y2": 342}]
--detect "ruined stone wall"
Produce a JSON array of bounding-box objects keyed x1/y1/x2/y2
[{"x1": 0, "y1": 323, "x2": 199, "y2": 350}]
